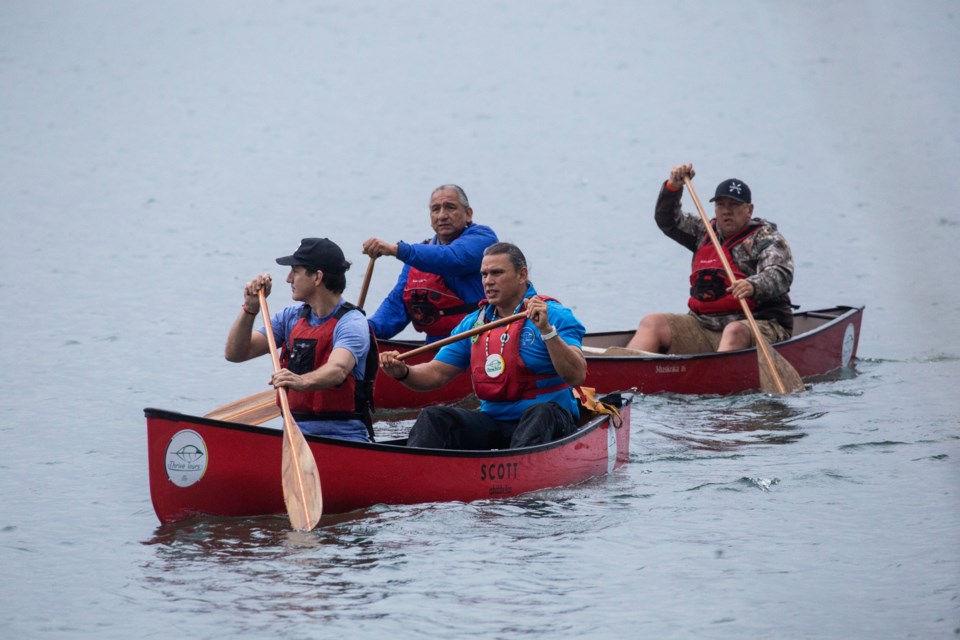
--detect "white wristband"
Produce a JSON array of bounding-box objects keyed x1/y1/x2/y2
[{"x1": 540, "y1": 326, "x2": 558, "y2": 341}]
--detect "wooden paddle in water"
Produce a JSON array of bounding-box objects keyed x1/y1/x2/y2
[
  {"x1": 258, "y1": 290, "x2": 323, "y2": 530},
  {"x1": 356, "y1": 256, "x2": 377, "y2": 310},
  {"x1": 683, "y1": 177, "x2": 804, "y2": 395},
  {"x1": 396, "y1": 312, "x2": 528, "y2": 361}
]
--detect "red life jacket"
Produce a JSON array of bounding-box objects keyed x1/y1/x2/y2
[
  {"x1": 469, "y1": 298, "x2": 568, "y2": 403},
  {"x1": 278, "y1": 303, "x2": 378, "y2": 426},
  {"x1": 402, "y1": 267, "x2": 476, "y2": 337},
  {"x1": 688, "y1": 224, "x2": 760, "y2": 315}
]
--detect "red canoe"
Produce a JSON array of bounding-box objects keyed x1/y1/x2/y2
[
  {"x1": 145, "y1": 392, "x2": 632, "y2": 524},
  {"x1": 581, "y1": 305, "x2": 864, "y2": 395},
  {"x1": 213, "y1": 305, "x2": 863, "y2": 425}
]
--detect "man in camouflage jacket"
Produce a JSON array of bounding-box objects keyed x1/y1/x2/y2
[{"x1": 626, "y1": 163, "x2": 794, "y2": 354}]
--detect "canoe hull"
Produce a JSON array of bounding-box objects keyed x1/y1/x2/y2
[
  {"x1": 146, "y1": 394, "x2": 632, "y2": 524},
  {"x1": 583, "y1": 305, "x2": 864, "y2": 395},
  {"x1": 374, "y1": 339, "x2": 475, "y2": 409},
  {"x1": 378, "y1": 306, "x2": 864, "y2": 403}
]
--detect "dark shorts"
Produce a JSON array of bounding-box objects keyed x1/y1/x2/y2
[{"x1": 406, "y1": 402, "x2": 578, "y2": 450}]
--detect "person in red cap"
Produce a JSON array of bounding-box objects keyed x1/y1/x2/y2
[
  {"x1": 224, "y1": 237, "x2": 378, "y2": 442},
  {"x1": 626, "y1": 163, "x2": 795, "y2": 353}
]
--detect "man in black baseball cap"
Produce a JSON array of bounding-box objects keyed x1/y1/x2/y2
[
  {"x1": 709, "y1": 178, "x2": 752, "y2": 205},
  {"x1": 275, "y1": 237, "x2": 350, "y2": 275},
  {"x1": 626, "y1": 163, "x2": 795, "y2": 355},
  {"x1": 224, "y1": 237, "x2": 378, "y2": 443}
]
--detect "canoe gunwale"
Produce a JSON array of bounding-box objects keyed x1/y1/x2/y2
[
  {"x1": 581, "y1": 305, "x2": 864, "y2": 362},
  {"x1": 145, "y1": 391, "x2": 631, "y2": 460}
]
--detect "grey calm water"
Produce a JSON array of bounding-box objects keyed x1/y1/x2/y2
[{"x1": 2, "y1": 1, "x2": 958, "y2": 638}]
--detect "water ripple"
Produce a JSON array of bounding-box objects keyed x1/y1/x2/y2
[
  {"x1": 687, "y1": 476, "x2": 781, "y2": 493},
  {"x1": 838, "y1": 440, "x2": 911, "y2": 451}
]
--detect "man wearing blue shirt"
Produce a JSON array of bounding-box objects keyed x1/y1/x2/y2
[
  {"x1": 362, "y1": 185, "x2": 498, "y2": 343},
  {"x1": 224, "y1": 238, "x2": 377, "y2": 443},
  {"x1": 379, "y1": 242, "x2": 587, "y2": 450}
]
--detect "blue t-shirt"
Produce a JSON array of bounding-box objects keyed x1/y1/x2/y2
[
  {"x1": 434, "y1": 285, "x2": 585, "y2": 421},
  {"x1": 368, "y1": 222, "x2": 498, "y2": 342},
  {"x1": 258, "y1": 301, "x2": 371, "y2": 442}
]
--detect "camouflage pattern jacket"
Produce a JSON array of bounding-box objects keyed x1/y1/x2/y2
[{"x1": 655, "y1": 183, "x2": 795, "y2": 332}]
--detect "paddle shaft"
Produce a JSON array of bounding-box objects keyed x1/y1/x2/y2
[
  {"x1": 356, "y1": 256, "x2": 376, "y2": 310},
  {"x1": 258, "y1": 290, "x2": 322, "y2": 530},
  {"x1": 258, "y1": 292, "x2": 297, "y2": 437},
  {"x1": 683, "y1": 177, "x2": 794, "y2": 394},
  {"x1": 396, "y1": 312, "x2": 528, "y2": 361},
  {"x1": 212, "y1": 311, "x2": 529, "y2": 421}
]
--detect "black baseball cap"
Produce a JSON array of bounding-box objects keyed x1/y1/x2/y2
[
  {"x1": 709, "y1": 178, "x2": 752, "y2": 204},
  {"x1": 276, "y1": 237, "x2": 349, "y2": 274}
]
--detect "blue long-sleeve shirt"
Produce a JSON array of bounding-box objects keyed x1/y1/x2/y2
[{"x1": 368, "y1": 222, "x2": 498, "y2": 342}]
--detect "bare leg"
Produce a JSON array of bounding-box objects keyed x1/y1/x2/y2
[
  {"x1": 717, "y1": 320, "x2": 753, "y2": 352},
  {"x1": 626, "y1": 313, "x2": 672, "y2": 352}
]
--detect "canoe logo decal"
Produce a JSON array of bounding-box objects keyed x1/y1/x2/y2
[
  {"x1": 165, "y1": 429, "x2": 208, "y2": 488},
  {"x1": 655, "y1": 364, "x2": 686, "y2": 374},
  {"x1": 841, "y1": 323, "x2": 855, "y2": 368},
  {"x1": 481, "y1": 461, "x2": 519, "y2": 481},
  {"x1": 607, "y1": 422, "x2": 617, "y2": 473},
  {"x1": 481, "y1": 461, "x2": 519, "y2": 496}
]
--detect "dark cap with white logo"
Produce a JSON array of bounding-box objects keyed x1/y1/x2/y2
[{"x1": 709, "y1": 179, "x2": 751, "y2": 204}]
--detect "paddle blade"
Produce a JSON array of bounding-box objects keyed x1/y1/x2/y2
[
  {"x1": 204, "y1": 389, "x2": 280, "y2": 426},
  {"x1": 756, "y1": 343, "x2": 805, "y2": 394},
  {"x1": 281, "y1": 421, "x2": 323, "y2": 531}
]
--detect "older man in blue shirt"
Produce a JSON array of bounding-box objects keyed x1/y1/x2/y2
[{"x1": 362, "y1": 184, "x2": 498, "y2": 343}]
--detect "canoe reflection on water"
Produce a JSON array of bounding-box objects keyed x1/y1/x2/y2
[
  {"x1": 141, "y1": 513, "x2": 401, "y2": 611},
  {"x1": 647, "y1": 397, "x2": 811, "y2": 451}
]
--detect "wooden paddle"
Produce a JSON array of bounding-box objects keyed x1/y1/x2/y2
[
  {"x1": 356, "y1": 256, "x2": 377, "y2": 310},
  {"x1": 582, "y1": 345, "x2": 661, "y2": 357},
  {"x1": 204, "y1": 389, "x2": 279, "y2": 425},
  {"x1": 258, "y1": 290, "x2": 323, "y2": 530},
  {"x1": 210, "y1": 311, "x2": 528, "y2": 426},
  {"x1": 683, "y1": 177, "x2": 804, "y2": 394},
  {"x1": 204, "y1": 315, "x2": 526, "y2": 422},
  {"x1": 208, "y1": 255, "x2": 379, "y2": 427},
  {"x1": 396, "y1": 312, "x2": 527, "y2": 361}
]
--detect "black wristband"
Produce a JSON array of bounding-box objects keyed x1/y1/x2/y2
[{"x1": 395, "y1": 365, "x2": 410, "y2": 381}]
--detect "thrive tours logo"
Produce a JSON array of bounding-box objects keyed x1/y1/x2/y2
[
  {"x1": 165, "y1": 430, "x2": 208, "y2": 488},
  {"x1": 842, "y1": 323, "x2": 856, "y2": 368}
]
